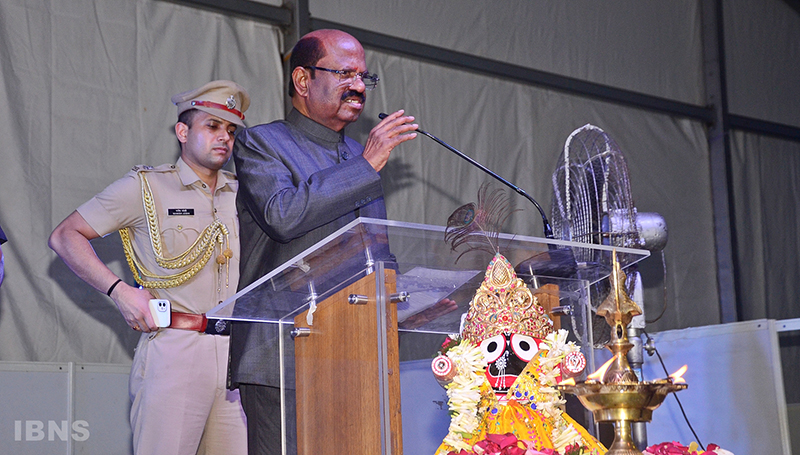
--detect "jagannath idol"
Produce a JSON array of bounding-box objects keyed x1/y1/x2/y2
[{"x1": 430, "y1": 252, "x2": 606, "y2": 455}]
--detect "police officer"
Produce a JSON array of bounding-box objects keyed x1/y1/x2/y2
[{"x1": 49, "y1": 80, "x2": 249, "y2": 455}]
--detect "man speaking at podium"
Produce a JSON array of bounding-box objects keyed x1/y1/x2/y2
[{"x1": 229, "y1": 29, "x2": 418, "y2": 455}]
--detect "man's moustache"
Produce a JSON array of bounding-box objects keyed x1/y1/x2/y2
[{"x1": 341, "y1": 90, "x2": 365, "y2": 103}]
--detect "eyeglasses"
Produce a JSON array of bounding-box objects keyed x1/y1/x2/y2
[{"x1": 304, "y1": 66, "x2": 380, "y2": 90}]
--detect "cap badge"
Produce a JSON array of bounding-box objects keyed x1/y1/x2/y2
[{"x1": 226, "y1": 95, "x2": 236, "y2": 110}]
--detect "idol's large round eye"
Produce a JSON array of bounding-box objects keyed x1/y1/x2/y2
[
  {"x1": 480, "y1": 334, "x2": 507, "y2": 363},
  {"x1": 510, "y1": 334, "x2": 538, "y2": 362}
]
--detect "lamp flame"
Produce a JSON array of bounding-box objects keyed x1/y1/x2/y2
[
  {"x1": 559, "y1": 378, "x2": 576, "y2": 386},
  {"x1": 587, "y1": 356, "x2": 616, "y2": 382},
  {"x1": 670, "y1": 365, "x2": 688, "y2": 383}
]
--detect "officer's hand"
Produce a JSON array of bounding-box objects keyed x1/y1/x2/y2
[{"x1": 110, "y1": 283, "x2": 158, "y2": 333}]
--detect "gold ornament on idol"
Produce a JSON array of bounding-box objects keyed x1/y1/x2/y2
[
  {"x1": 119, "y1": 172, "x2": 231, "y2": 289},
  {"x1": 460, "y1": 253, "x2": 554, "y2": 344}
]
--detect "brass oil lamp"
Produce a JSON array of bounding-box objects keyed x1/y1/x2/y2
[{"x1": 556, "y1": 250, "x2": 687, "y2": 455}]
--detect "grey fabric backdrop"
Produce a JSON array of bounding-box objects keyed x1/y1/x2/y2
[
  {"x1": 0, "y1": 0, "x2": 284, "y2": 363},
  {"x1": 0, "y1": 0, "x2": 798, "y2": 401}
]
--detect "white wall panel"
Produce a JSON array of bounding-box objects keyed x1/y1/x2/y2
[
  {"x1": 645, "y1": 321, "x2": 791, "y2": 455},
  {"x1": 0, "y1": 362, "x2": 132, "y2": 455}
]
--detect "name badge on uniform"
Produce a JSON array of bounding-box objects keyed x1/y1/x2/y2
[{"x1": 168, "y1": 208, "x2": 195, "y2": 216}]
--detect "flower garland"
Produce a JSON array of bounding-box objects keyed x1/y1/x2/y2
[
  {"x1": 529, "y1": 330, "x2": 586, "y2": 452},
  {"x1": 644, "y1": 442, "x2": 734, "y2": 455},
  {"x1": 441, "y1": 339, "x2": 489, "y2": 451},
  {"x1": 446, "y1": 432, "x2": 591, "y2": 455},
  {"x1": 439, "y1": 330, "x2": 595, "y2": 455}
]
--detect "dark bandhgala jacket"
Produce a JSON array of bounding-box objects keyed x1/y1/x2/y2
[{"x1": 229, "y1": 108, "x2": 387, "y2": 388}]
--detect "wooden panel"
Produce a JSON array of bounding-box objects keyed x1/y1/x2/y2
[
  {"x1": 534, "y1": 283, "x2": 562, "y2": 331},
  {"x1": 384, "y1": 270, "x2": 403, "y2": 455},
  {"x1": 294, "y1": 269, "x2": 401, "y2": 455}
]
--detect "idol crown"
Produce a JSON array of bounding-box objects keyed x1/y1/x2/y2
[{"x1": 461, "y1": 253, "x2": 554, "y2": 343}]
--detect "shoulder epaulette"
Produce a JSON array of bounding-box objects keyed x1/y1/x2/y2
[{"x1": 131, "y1": 163, "x2": 176, "y2": 173}]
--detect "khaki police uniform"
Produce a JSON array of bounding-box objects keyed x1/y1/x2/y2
[{"x1": 78, "y1": 157, "x2": 247, "y2": 455}]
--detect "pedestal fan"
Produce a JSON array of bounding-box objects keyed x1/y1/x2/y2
[
  {"x1": 550, "y1": 123, "x2": 668, "y2": 449},
  {"x1": 550, "y1": 124, "x2": 666, "y2": 348}
]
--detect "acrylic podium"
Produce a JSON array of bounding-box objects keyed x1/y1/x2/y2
[{"x1": 207, "y1": 218, "x2": 649, "y2": 455}]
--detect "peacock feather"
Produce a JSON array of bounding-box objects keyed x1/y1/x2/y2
[{"x1": 444, "y1": 183, "x2": 517, "y2": 262}]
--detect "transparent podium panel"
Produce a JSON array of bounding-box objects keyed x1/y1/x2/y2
[{"x1": 207, "y1": 218, "x2": 649, "y2": 455}]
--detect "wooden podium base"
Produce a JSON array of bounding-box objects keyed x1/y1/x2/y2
[{"x1": 294, "y1": 269, "x2": 402, "y2": 455}]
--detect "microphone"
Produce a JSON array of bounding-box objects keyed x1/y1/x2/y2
[{"x1": 379, "y1": 112, "x2": 554, "y2": 239}]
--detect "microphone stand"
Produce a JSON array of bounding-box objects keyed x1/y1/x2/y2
[{"x1": 380, "y1": 113, "x2": 554, "y2": 239}]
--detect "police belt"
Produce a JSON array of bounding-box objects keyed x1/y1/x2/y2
[{"x1": 169, "y1": 312, "x2": 231, "y2": 336}]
